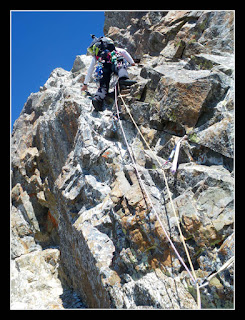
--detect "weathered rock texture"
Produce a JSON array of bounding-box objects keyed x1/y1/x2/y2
[{"x1": 11, "y1": 10, "x2": 234, "y2": 309}]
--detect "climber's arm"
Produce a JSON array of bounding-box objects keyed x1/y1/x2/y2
[
  {"x1": 116, "y1": 48, "x2": 135, "y2": 66},
  {"x1": 81, "y1": 56, "x2": 96, "y2": 91}
]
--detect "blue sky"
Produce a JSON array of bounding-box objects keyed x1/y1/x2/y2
[{"x1": 11, "y1": 11, "x2": 105, "y2": 129}]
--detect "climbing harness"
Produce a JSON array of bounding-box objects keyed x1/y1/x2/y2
[{"x1": 115, "y1": 84, "x2": 201, "y2": 309}]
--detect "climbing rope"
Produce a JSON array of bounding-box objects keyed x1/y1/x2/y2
[
  {"x1": 116, "y1": 84, "x2": 202, "y2": 308},
  {"x1": 114, "y1": 85, "x2": 201, "y2": 309},
  {"x1": 198, "y1": 256, "x2": 234, "y2": 289}
]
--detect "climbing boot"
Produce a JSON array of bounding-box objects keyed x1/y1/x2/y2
[
  {"x1": 92, "y1": 97, "x2": 103, "y2": 111},
  {"x1": 119, "y1": 77, "x2": 137, "y2": 87},
  {"x1": 104, "y1": 94, "x2": 115, "y2": 106}
]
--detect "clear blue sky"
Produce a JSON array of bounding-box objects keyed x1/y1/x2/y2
[{"x1": 11, "y1": 11, "x2": 105, "y2": 129}]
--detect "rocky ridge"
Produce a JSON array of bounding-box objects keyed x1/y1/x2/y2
[{"x1": 11, "y1": 11, "x2": 234, "y2": 309}]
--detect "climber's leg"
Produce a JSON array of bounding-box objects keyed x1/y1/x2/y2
[
  {"x1": 93, "y1": 66, "x2": 112, "y2": 111},
  {"x1": 117, "y1": 60, "x2": 137, "y2": 87}
]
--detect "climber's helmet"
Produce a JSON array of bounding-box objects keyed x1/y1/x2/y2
[{"x1": 87, "y1": 34, "x2": 116, "y2": 57}]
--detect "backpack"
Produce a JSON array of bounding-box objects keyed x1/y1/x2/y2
[{"x1": 88, "y1": 36, "x2": 116, "y2": 60}]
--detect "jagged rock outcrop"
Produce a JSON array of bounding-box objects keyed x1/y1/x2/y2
[{"x1": 11, "y1": 11, "x2": 234, "y2": 309}]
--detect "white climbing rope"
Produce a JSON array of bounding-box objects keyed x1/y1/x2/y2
[
  {"x1": 198, "y1": 256, "x2": 234, "y2": 289},
  {"x1": 115, "y1": 85, "x2": 201, "y2": 309}
]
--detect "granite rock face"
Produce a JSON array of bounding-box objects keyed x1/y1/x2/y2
[{"x1": 11, "y1": 11, "x2": 234, "y2": 309}]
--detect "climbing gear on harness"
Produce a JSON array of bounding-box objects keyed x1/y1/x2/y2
[
  {"x1": 94, "y1": 63, "x2": 104, "y2": 82},
  {"x1": 110, "y1": 50, "x2": 117, "y2": 64},
  {"x1": 117, "y1": 56, "x2": 129, "y2": 68}
]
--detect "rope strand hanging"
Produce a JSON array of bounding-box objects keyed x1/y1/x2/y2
[{"x1": 114, "y1": 84, "x2": 201, "y2": 309}]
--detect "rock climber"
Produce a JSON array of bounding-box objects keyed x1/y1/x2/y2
[{"x1": 81, "y1": 35, "x2": 137, "y2": 111}]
